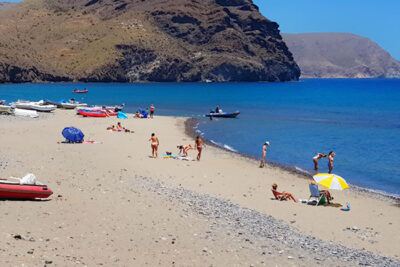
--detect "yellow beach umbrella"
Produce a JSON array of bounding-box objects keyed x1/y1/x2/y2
[{"x1": 313, "y1": 173, "x2": 349, "y2": 190}]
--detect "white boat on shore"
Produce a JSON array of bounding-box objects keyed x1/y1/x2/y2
[
  {"x1": 10, "y1": 100, "x2": 57, "y2": 112},
  {"x1": 60, "y1": 102, "x2": 88, "y2": 109},
  {"x1": 0, "y1": 105, "x2": 12, "y2": 114},
  {"x1": 13, "y1": 108, "x2": 39, "y2": 118}
]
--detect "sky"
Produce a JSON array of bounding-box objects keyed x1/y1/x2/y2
[
  {"x1": 4, "y1": 0, "x2": 400, "y2": 60},
  {"x1": 254, "y1": 0, "x2": 400, "y2": 60}
]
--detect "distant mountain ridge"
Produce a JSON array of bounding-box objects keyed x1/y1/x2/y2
[
  {"x1": 0, "y1": 0, "x2": 300, "y2": 83},
  {"x1": 282, "y1": 33, "x2": 400, "y2": 78}
]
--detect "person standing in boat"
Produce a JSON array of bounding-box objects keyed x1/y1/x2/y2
[
  {"x1": 313, "y1": 153, "x2": 327, "y2": 172},
  {"x1": 328, "y1": 151, "x2": 336, "y2": 174},
  {"x1": 259, "y1": 141, "x2": 270, "y2": 168},
  {"x1": 149, "y1": 133, "x2": 159, "y2": 158},
  {"x1": 216, "y1": 105, "x2": 220, "y2": 113},
  {"x1": 195, "y1": 136, "x2": 205, "y2": 161},
  {"x1": 150, "y1": 104, "x2": 155, "y2": 119}
]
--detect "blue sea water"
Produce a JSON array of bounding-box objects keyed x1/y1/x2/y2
[{"x1": 1, "y1": 79, "x2": 399, "y2": 196}]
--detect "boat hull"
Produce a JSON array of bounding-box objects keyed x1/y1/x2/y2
[
  {"x1": 73, "y1": 90, "x2": 88, "y2": 93},
  {"x1": 205, "y1": 111, "x2": 240, "y2": 118},
  {"x1": 0, "y1": 183, "x2": 53, "y2": 199},
  {"x1": 78, "y1": 109, "x2": 107, "y2": 117}
]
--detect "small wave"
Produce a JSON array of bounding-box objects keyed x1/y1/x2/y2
[
  {"x1": 223, "y1": 144, "x2": 238, "y2": 152},
  {"x1": 294, "y1": 166, "x2": 313, "y2": 175}
]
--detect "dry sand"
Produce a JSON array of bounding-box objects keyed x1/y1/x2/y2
[{"x1": 0, "y1": 110, "x2": 399, "y2": 266}]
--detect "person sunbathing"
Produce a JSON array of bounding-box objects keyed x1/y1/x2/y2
[
  {"x1": 107, "y1": 125, "x2": 117, "y2": 131},
  {"x1": 177, "y1": 144, "x2": 194, "y2": 156},
  {"x1": 116, "y1": 122, "x2": 131, "y2": 132},
  {"x1": 271, "y1": 183, "x2": 298, "y2": 203},
  {"x1": 135, "y1": 111, "x2": 143, "y2": 118},
  {"x1": 310, "y1": 181, "x2": 332, "y2": 204}
]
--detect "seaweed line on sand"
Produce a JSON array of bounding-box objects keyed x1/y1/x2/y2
[
  {"x1": 130, "y1": 175, "x2": 400, "y2": 267},
  {"x1": 184, "y1": 117, "x2": 400, "y2": 205}
]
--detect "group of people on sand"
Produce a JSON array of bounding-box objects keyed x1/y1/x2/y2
[
  {"x1": 149, "y1": 134, "x2": 205, "y2": 161},
  {"x1": 259, "y1": 141, "x2": 336, "y2": 174},
  {"x1": 135, "y1": 104, "x2": 155, "y2": 119},
  {"x1": 271, "y1": 181, "x2": 333, "y2": 204},
  {"x1": 107, "y1": 122, "x2": 132, "y2": 133}
]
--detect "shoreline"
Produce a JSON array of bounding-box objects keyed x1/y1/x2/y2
[{"x1": 184, "y1": 117, "x2": 400, "y2": 205}]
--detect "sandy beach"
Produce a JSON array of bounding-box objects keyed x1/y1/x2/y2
[{"x1": 1, "y1": 110, "x2": 399, "y2": 266}]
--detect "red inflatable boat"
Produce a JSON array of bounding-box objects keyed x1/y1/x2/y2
[
  {"x1": 78, "y1": 109, "x2": 107, "y2": 117},
  {"x1": 73, "y1": 89, "x2": 88, "y2": 93},
  {"x1": 0, "y1": 182, "x2": 53, "y2": 199}
]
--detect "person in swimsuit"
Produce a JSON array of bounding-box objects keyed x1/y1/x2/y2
[
  {"x1": 107, "y1": 125, "x2": 117, "y2": 131},
  {"x1": 271, "y1": 183, "x2": 297, "y2": 203},
  {"x1": 310, "y1": 181, "x2": 332, "y2": 204},
  {"x1": 150, "y1": 104, "x2": 155, "y2": 119},
  {"x1": 177, "y1": 144, "x2": 194, "y2": 156},
  {"x1": 313, "y1": 153, "x2": 327, "y2": 171},
  {"x1": 259, "y1": 141, "x2": 270, "y2": 168},
  {"x1": 149, "y1": 133, "x2": 159, "y2": 158},
  {"x1": 116, "y1": 122, "x2": 131, "y2": 133},
  {"x1": 195, "y1": 136, "x2": 205, "y2": 161},
  {"x1": 328, "y1": 151, "x2": 336, "y2": 174}
]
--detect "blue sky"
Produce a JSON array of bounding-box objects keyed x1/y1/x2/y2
[
  {"x1": 254, "y1": 0, "x2": 400, "y2": 60},
  {"x1": 5, "y1": 0, "x2": 400, "y2": 60}
]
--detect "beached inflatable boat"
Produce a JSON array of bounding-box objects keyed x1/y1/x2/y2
[
  {"x1": 78, "y1": 109, "x2": 107, "y2": 117},
  {"x1": 0, "y1": 180, "x2": 53, "y2": 199}
]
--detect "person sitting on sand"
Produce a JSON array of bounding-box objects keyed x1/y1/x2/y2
[
  {"x1": 313, "y1": 153, "x2": 327, "y2": 172},
  {"x1": 149, "y1": 133, "x2": 159, "y2": 158},
  {"x1": 271, "y1": 183, "x2": 297, "y2": 203},
  {"x1": 135, "y1": 111, "x2": 142, "y2": 118},
  {"x1": 310, "y1": 181, "x2": 332, "y2": 204},
  {"x1": 195, "y1": 136, "x2": 205, "y2": 161},
  {"x1": 328, "y1": 151, "x2": 336, "y2": 174},
  {"x1": 116, "y1": 122, "x2": 131, "y2": 133},
  {"x1": 259, "y1": 141, "x2": 270, "y2": 168},
  {"x1": 177, "y1": 144, "x2": 194, "y2": 156}
]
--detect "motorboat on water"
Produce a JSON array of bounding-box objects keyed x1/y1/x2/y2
[
  {"x1": 73, "y1": 89, "x2": 88, "y2": 93},
  {"x1": 10, "y1": 100, "x2": 57, "y2": 112},
  {"x1": 0, "y1": 176, "x2": 53, "y2": 199},
  {"x1": 205, "y1": 111, "x2": 240, "y2": 118}
]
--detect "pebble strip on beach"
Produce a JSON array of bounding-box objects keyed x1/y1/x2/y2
[{"x1": 131, "y1": 175, "x2": 400, "y2": 267}]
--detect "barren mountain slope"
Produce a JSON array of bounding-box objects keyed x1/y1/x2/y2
[
  {"x1": 283, "y1": 33, "x2": 400, "y2": 78},
  {"x1": 0, "y1": 0, "x2": 300, "y2": 83}
]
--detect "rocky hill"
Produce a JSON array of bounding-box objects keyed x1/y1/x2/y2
[
  {"x1": 0, "y1": 0, "x2": 300, "y2": 83},
  {"x1": 282, "y1": 33, "x2": 400, "y2": 78}
]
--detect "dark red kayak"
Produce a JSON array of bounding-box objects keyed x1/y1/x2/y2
[
  {"x1": 0, "y1": 182, "x2": 53, "y2": 199},
  {"x1": 73, "y1": 89, "x2": 88, "y2": 93}
]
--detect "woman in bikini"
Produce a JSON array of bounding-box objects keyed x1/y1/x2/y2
[
  {"x1": 313, "y1": 153, "x2": 327, "y2": 171},
  {"x1": 259, "y1": 141, "x2": 270, "y2": 168},
  {"x1": 178, "y1": 144, "x2": 194, "y2": 156},
  {"x1": 328, "y1": 151, "x2": 336, "y2": 174},
  {"x1": 149, "y1": 133, "x2": 159, "y2": 158},
  {"x1": 195, "y1": 136, "x2": 205, "y2": 161},
  {"x1": 271, "y1": 184, "x2": 297, "y2": 203}
]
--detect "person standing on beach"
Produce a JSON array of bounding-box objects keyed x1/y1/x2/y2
[
  {"x1": 313, "y1": 153, "x2": 327, "y2": 172},
  {"x1": 259, "y1": 141, "x2": 270, "y2": 168},
  {"x1": 195, "y1": 136, "x2": 205, "y2": 161},
  {"x1": 150, "y1": 104, "x2": 155, "y2": 119},
  {"x1": 328, "y1": 151, "x2": 336, "y2": 173},
  {"x1": 149, "y1": 133, "x2": 159, "y2": 158}
]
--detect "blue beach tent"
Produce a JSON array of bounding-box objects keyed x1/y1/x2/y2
[{"x1": 62, "y1": 127, "x2": 84, "y2": 143}]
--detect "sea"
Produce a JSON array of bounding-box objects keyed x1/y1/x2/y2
[{"x1": 1, "y1": 79, "x2": 399, "y2": 197}]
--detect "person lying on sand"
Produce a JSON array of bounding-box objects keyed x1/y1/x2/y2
[
  {"x1": 313, "y1": 153, "x2": 327, "y2": 171},
  {"x1": 135, "y1": 111, "x2": 143, "y2": 118},
  {"x1": 107, "y1": 125, "x2": 117, "y2": 131},
  {"x1": 310, "y1": 181, "x2": 332, "y2": 204},
  {"x1": 177, "y1": 144, "x2": 194, "y2": 156},
  {"x1": 271, "y1": 183, "x2": 297, "y2": 203},
  {"x1": 116, "y1": 122, "x2": 131, "y2": 133}
]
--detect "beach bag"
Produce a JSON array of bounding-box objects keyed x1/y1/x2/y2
[{"x1": 20, "y1": 173, "x2": 37, "y2": 185}]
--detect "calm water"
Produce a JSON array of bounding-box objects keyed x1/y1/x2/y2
[{"x1": 1, "y1": 79, "x2": 399, "y2": 196}]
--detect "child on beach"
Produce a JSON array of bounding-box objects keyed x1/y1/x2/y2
[
  {"x1": 259, "y1": 141, "x2": 270, "y2": 168},
  {"x1": 149, "y1": 133, "x2": 159, "y2": 158},
  {"x1": 271, "y1": 183, "x2": 297, "y2": 203},
  {"x1": 195, "y1": 136, "x2": 205, "y2": 161},
  {"x1": 328, "y1": 151, "x2": 336, "y2": 173},
  {"x1": 313, "y1": 153, "x2": 327, "y2": 171}
]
